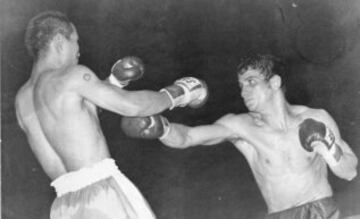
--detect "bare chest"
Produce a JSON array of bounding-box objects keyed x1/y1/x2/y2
[{"x1": 244, "y1": 126, "x2": 317, "y2": 175}]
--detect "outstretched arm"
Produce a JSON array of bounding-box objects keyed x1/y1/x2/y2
[
  {"x1": 67, "y1": 65, "x2": 171, "y2": 117},
  {"x1": 160, "y1": 122, "x2": 236, "y2": 149},
  {"x1": 68, "y1": 65, "x2": 208, "y2": 117},
  {"x1": 120, "y1": 113, "x2": 238, "y2": 149}
]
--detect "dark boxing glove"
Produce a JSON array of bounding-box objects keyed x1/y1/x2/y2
[
  {"x1": 160, "y1": 77, "x2": 209, "y2": 110},
  {"x1": 121, "y1": 114, "x2": 170, "y2": 139},
  {"x1": 107, "y1": 56, "x2": 144, "y2": 88},
  {"x1": 298, "y1": 118, "x2": 342, "y2": 165},
  {"x1": 298, "y1": 118, "x2": 335, "y2": 152}
]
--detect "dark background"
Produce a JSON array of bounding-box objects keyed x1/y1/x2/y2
[{"x1": 2, "y1": 0, "x2": 360, "y2": 218}]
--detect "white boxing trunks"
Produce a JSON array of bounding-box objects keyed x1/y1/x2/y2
[{"x1": 50, "y1": 158, "x2": 156, "y2": 219}]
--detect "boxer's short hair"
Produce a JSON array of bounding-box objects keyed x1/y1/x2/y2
[
  {"x1": 236, "y1": 54, "x2": 286, "y2": 82},
  {"x1": 25, "y1": 11, "x2": 74, "y2": 59}
]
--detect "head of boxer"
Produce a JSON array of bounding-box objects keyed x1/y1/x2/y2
[
  {"x1": 25, "y1": 11, "x2": 80, "y2": 65},
  {"x1": 236, "y1": 54, "x2": 287, "y2": 112}
]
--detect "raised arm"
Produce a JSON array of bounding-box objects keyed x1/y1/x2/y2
[
  {"x1": 299, "y1": 109, "x2": 358, "y2": 180},
  {"x1": 67, "y1": 65, "x2": 170, "y2": 116},
  {"x1": 66, "y1": 65, "x2": 207, "y2": 117}
]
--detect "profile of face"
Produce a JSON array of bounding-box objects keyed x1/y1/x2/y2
[{"x1": 238, "y1": 68, "x2": 273, "y2": 112}]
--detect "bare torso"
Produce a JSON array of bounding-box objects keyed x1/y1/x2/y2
[
  {"x1": 228, "y1": 108, "x2": 332, "y2": 213},
  {"x1": 16, "y1": 66, "x2": 110, "y2": 180}
]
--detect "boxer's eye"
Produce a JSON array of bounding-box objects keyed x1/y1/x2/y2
[{"x1": 249, "y1": 79, "x2": 256, "y2": 86}]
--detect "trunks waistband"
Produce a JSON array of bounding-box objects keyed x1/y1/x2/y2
[
  {"x1": 269, "y1": 196, "x2": 335, "y2": 215},
  {"x1": 51, "y1": 158, "x2": 119, "y2": 197}
]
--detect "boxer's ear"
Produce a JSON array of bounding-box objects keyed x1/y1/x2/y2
[
  {"x1": 270, "y1": 75, "x2": 281, "y2": 90},
  {"x1": 52, "y1": 34, "x2": 65, "y2": 53}
]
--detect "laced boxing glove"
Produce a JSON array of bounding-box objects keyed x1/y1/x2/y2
[
  {"x1": 160, "y1": 77, "x2": 209, "y2": 110},
  {"x1": 121, "y1": 114, "x2": 170, "y2": 139},
  {"x1": 298, "y1": 118, "x2": 343, "y2": 165},
  {"x1": 107, "y1": 56, "x2": 144, "y2": 88}
]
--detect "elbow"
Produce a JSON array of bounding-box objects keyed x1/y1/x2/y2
[
  {"x1": 344, "y1": 169, "x2": 357, "y2": 181},
  {"x1": 348, "y1": 161, "x2": 358, "y2": 181},
  {"x1": 348, "y1": 158, "x2": 359, "y2": 181},
  {"x1": 350, "y1": 171, "x2": 358, "y2": 181},
  {"x1": 342, "y1": 161, "x2": 358, "y2": 181}
]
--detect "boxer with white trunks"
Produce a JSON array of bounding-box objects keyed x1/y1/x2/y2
[{"x1": 15, "y1": 10, "x2": 208, "y2": 219}]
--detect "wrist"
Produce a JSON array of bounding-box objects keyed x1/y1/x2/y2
[
  {"x1": 160, "y1": 85, "x2": 186, "y2": 110},
  {"x1": 107, "y1": 74, "x2": 128, "y2": 88},
  {"x1": 320, "y1": 143, "x2": 343, "y2": 166},
  {"x1": 329, "y1": 143, "x2": 343, "y2": 161},
  {"x1": 159, "y1": 116, "x2": 171, "y2": 140}
]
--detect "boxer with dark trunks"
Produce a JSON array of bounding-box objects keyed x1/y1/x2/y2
[{"x1": 121, "y1": 54, "x2": 358, "y2": 219}]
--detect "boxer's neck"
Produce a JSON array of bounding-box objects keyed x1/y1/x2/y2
[{"x1": 255, "y1": 91, "x2": 294, "y2": 130}]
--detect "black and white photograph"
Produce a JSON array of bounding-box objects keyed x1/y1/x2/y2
[{"x1": 2, "y1": 0, "x2": 360, "y2": 218}]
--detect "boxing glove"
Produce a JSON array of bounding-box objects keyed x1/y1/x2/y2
[
  {"x1": 298, "y1": 118, "x2": 342, "y2": 165},
  {"x1": 107, "y1": 56, "x2": 144, "y2": 88},
  {"x1": 160, "y1": 77, "x2": 208, "y2": 110},
  {"x1": 121, "y1": 114, "x2": 170, "y2": 139}
]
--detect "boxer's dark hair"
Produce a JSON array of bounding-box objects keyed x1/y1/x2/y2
[
  {"x1": 236, "y1": 54, "x2": 287, "y2": 83},
  {"x1": 25, "y1": 11, "x2": 74, "y2": 59}
]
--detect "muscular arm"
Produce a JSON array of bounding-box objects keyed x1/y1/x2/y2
[
  {"x1": 161, "y1": 114, "x2": 238, "y2": 149},
  {"x1": 318, "y1": 110, "x2": 358, "y2": 180},
  {"x1": 67, "y1": 65, "x2": 172, "y2": 117}
]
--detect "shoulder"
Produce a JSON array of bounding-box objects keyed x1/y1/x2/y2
[
  {"x1": 215, "y1": 113, "x2": 237, "y2": 123},
  {"x1": 15, "y1": 84, "x2": 27, "y2": 101},
  {"x1": 64, "y1": 65, "x2": 96, "y2": 80},
  {"x1": 15, "y1": 82, "x2": 32, "y2": 129},
  {"x1": 300, "y1": 106, "x2": 330, "y2": 119},
  {"x1": 62, "y1": 65, "x2": 99, "y2": 87},
  {"x1": 297, "y1": 105, "x2": 336, "y2": 126},
  {"x1": 15, "y1": 82, "x2": 31, "y2": 108},
  {"x1": 215, "y1": 113, "x2": 249, "y2": 127}
]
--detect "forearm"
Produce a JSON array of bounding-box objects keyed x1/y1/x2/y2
[
  {"x1": 299, "y1": 117, "x2": 358, "y2": 180},
  {"x1": 99, "y1": 86, "x2": 172, "y2": 117},
  {"x1": 125, "y1": 90, "x2": 172, "y2": 117},
  {"x1": 96, "y1": 74, "x2": 207, "y2": 115},
  {"x1": 160, "y1": 123, "x2": 231, "y2": 149},
  {"x1": 160, "y1": 123, "x2": 193, "y2": 149},
  {"x1": 328, "y1": 148, "x2": 358, "y2": 181}
]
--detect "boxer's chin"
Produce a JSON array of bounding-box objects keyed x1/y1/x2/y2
[{"x1": 245, "y1": 100, "x2": 256, "y2": 111}]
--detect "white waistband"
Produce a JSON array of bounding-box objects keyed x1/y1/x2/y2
[{"x1": 51, "y1": 159, "x2": 119, "y2": 197}]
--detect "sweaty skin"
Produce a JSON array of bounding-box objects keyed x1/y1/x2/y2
[
  {"x1": 16, "y1": 68, "x2": 109, "y2": 179},
  {"x1": 160, "y1": 68, "x2": 357, "y2": 213},
  {"x1": 16, "y1": 27, "x2": 171, "y2": 180},
  {"x1": 225, "y1": 110, "x2": 332, "y2": 212}
]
